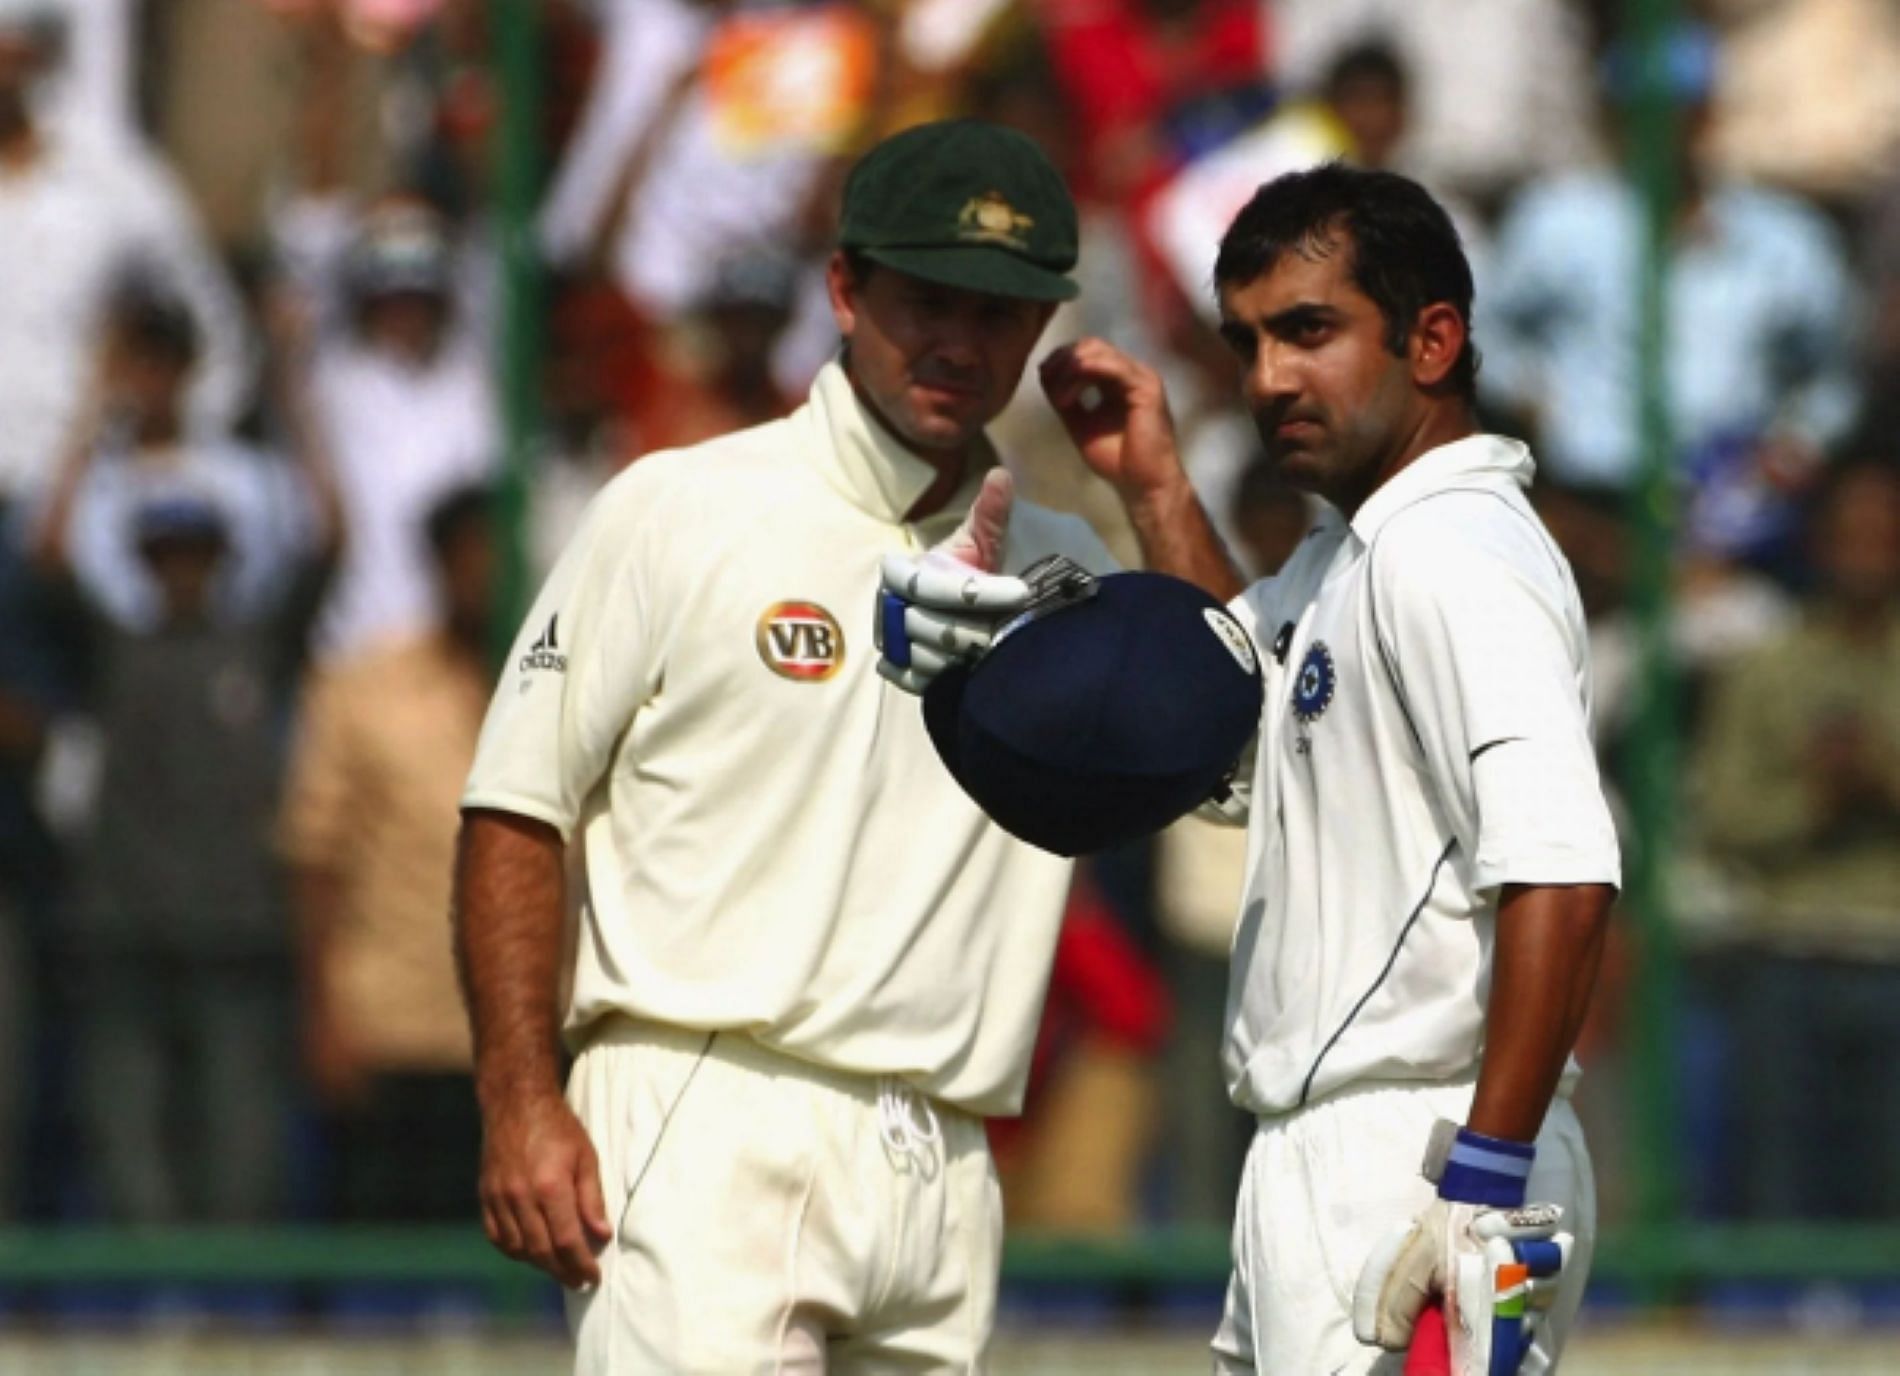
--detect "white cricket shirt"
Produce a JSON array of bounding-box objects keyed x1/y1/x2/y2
[
  {"x1": 1221, "y1": 435, "x2": 1620, "y2": 1118},
  {"x1": 462, "y1": 361, "x2": 1114, "y2": 1115}
]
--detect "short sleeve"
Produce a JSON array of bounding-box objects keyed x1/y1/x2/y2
[
  {"x1": 460, "y1": 475, "x2": 665, "y2": 840},
  {"x1": 1373, "y1": 501, "x2": 1620, "y2": 893}
]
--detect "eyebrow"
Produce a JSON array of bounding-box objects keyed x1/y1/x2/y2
[
  {"x1": 1218, "y1": 302, "x2": 1342, "y2": 348},
  {"x1": 1217, "y1": 319, "x2": 1253, "y2": 352},
  {"x1": 1261, "y1": 303, "x2": 1341, "y2": 334}
]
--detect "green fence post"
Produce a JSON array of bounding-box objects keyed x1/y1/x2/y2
[
  {"x1": 488, "y1": 0, "x2": 544, "y2": 663},
  {"x1": 1623, "y1": 0, "x2": 1685, "y2": 1296}
]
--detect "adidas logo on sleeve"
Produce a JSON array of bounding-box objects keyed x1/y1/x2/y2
[{"x1": 519, "y1": 614, "x2": 568, "y2": 674}]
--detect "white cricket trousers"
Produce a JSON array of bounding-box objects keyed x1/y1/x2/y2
[
  {"x1": 1212, "y1": 1079, "x2": 1595, "y2": 1375},
  {"x1": 564, "y1": 1018, "x2": 1003, "y2": 1375}
]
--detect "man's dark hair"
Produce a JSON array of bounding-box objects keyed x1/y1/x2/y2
[
  {"x1": 1213, "y1": 162, "x2": 1480, "y2": 402},
  {"x1": 425, "y1": 482, "x2": 495, "y2": 560},
  {"x1": 109, "y1": 281, "x2": 200, "y2": 371}
]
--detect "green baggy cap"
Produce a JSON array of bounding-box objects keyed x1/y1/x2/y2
[{"x1": 840, "y1": 119, "x2": 1079, "y2": 303}]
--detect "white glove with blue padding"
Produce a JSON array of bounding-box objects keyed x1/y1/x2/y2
[
  {"x1": 875, "y1": 469, "x2": 1031, "y2": 695},
  {"x1": 1352, "y1": 1120, "x2": 1572, "y2": 1375}
]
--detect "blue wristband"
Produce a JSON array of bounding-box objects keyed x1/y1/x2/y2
[
  {"x1": 1512, "y1": 1238, "x2": 1565, "y2": 1277},
  {"x1": 879, "y1": 590, "x2": 912, "y2": 669},
  {"x1": 1436, "y1": 1125, "x2": 1535, "y2": 1208}
]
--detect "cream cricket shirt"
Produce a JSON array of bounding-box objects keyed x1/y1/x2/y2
[
  {"x1": 462, "y1": 361, "x2": 1114, "y2": 1116},
  {"x1": 1221, "y1": 436, "x2": 1620, "y2": 1118}
]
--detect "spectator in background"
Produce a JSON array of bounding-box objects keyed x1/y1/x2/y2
[
  {"x1": 27, "y1": 339, "x2": 341, "y2": 1225},
  {"x1": 279, "y1": 483, "x2": 494, "y2": 1223},
  {"x1": 288, "y1": 196, "x2": 496, "y2": 660},
  {"x1": 537, "y1": 0, "x2": 900, "y2": 450},
  {"x1": 13, "y1": 0, "x2": 138, "y2": 145},
  {"x1": 1482, "y1": 23, "x2": 1858, "y2": 567},
  {"x1": 268, "y1": 0, "x2": 497, "y2": 342},
  {"x1": 1271, "y1": 0, "x2": 1598, "y2": 211},
  {"x1": 529, "y1": 272, "x2": 642, "y2": 581},
  {"x1": 531, "y1": 246, "x2": 805, "y2": 568},
  {"x1": 624, "y1": 249, "x2": 801, "y2": 457},
  {"x1": 1691, "y1": 460, "x2": 1900, "y2": 1219},
  {"x1": 1029, "y1": 0, "x2": 1269, "y2": 355},
  {"x1": 1533, "y1": 472, "x2": 1795, "y2": 766},
  {"x1": 1704, "y1": 0, "x2": 1900, "y2": 210},
  {"x1": 157, "y1": 0, "x2": 487, "y2": 255},
  {"x1": 0, "y1": 0, "x2": 249, "y2": 505},
  {"x1": 1032, "y1": 0, "x2": 1269, "y2": 211},
  {"x1": 50, "y1": 283, "x2": 312, "y2": 635},
  {"x1": 539, "y1": 0, "x2": 885, "y2": 326}
]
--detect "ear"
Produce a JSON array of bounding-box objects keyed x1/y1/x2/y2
[
  {"x1": 825, "y1": 251, "x2": 859, "y2": 340},
  {"x1": 1410, "y1": 302, "x2": 1466, "y2": 391}
]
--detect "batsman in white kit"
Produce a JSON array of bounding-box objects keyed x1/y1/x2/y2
[
  {"x1": 451, "y1": 121, "x2": 1119, "y2": 1373},
  {"x1": 881, "y1": 163, "x2": 1620, "y2": 1374}
]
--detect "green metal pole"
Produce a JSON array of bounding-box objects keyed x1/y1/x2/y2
[
  {"x1": 1624, "y1": 0, "x2": 1685, "y2": 1267},
  {"x1": 489, "y1": 0, "x2": 545, "y2": 664}
]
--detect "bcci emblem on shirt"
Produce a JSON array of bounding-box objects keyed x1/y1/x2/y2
[
  {"x1": 1292, "y1": 640, "x2": 1336, "y2": 724},
  {"x1": 756, "y1": 601, "x2": 845, "y2": 681}
]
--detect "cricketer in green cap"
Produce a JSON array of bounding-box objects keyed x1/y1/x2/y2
[
  {"x1": 840, "y1": 118, "x2": 1080, "y2": 304},
  {"x1": 827, "y1": 119, "x2": 1078, "y2": 475}
]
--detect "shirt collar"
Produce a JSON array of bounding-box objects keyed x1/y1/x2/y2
[
  {"x1": 797, "y1": 357, "x2": 998, "y2": 532},
  {"x1": 1348, "y1": 434, "x2": 1537, "y2": 544}
]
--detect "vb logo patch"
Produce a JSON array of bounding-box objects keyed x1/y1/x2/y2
[
  {"x1": 757, "y1": 602, "x2": 845, "y2": 682},
  {"x1": 1291, "y1": 641, "x2": 1335, "y2": 723}
]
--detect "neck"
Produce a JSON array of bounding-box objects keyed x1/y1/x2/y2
[
  {"x1": 900, "y1": 449, "x2": 968, "y2": 522},
  {"x1": 1334, "y1": 401, "x2": 1476, "y2": 518},
  {"x1": 841, "y1": 353, "x2": 975, "y2": 521}
]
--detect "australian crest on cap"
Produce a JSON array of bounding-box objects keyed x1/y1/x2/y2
[{"x1": 958, "y1": 191, "x2": 1034, "y2": 251}]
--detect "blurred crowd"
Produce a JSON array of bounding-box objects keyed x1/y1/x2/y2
[{"x1": 0, "y1": 0, "x2": 1895, "y2": 1242}]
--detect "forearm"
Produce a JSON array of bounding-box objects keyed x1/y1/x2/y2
[
  {"x1": 1466, "y1": 882, "x2": 1613, "y2": 1143},
  {"x1": 280, "y1": 354, "x2": 344, "y2": 558},
  {"x1": 453, "y1": 809, "x2": 570, "y2": 1111},
  {"x1": 32, "y1": 399, "x2": 107, "y2": 575},
  {"x1": 1123, "y1": 476, "x2": 1245, "y2": 602}
]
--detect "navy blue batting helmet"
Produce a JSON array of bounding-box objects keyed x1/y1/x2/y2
[{"x1": 923, "y1": 570, "x2": 1264, "y2": 857}]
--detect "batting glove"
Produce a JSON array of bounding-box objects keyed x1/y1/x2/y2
[
  {"x1": 1352, "y1": 1121, "x2": 1571, "y2": 1376},
  {"x1": 875, "y1": 469, "x2": 1031, "y2": 695}
]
